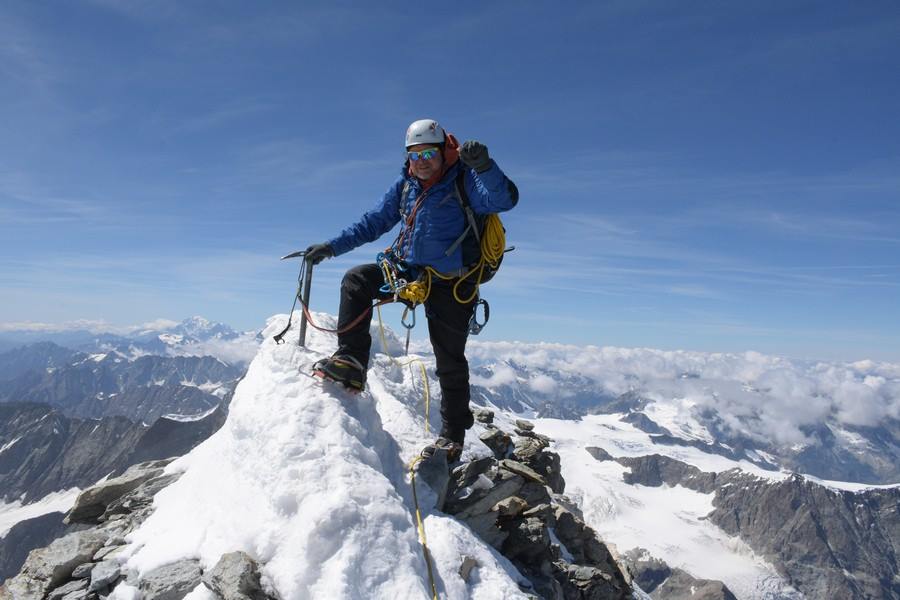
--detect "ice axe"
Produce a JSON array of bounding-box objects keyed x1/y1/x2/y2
[{"x1": 273, "y1": 250, "x2": 314, "y2": 346}]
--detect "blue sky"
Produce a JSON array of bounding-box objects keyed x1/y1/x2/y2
[{"x1": 1, "y1": 1, "x2": 898, "y2": 361}]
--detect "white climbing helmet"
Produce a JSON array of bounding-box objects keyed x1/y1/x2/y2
[{"x1": 405, "y1": 119, "x2": 445, "y2": 148}]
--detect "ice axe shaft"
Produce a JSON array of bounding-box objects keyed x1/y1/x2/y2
[
  {"x1": 297, "y1": 257, "x2": 313, "y2": 346},
  {"x1": 273, "y1": 250, "x2": 315, "y2": 347}
]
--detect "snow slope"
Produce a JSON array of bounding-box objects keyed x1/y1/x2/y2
[
  {"x1": 535, "y1": 415, "x2": 803, "y2": 599},
  {"x1": 116, "y1": 313, "x2": 530, "y2": 600}
]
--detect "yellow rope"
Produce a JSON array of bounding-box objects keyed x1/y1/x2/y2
[
  {"x1": 375, "y1": 308, "x2": 439, "y2": 598},
  {"x1": 375, "y1": 305, "x2": 431, "y2": 434},
  {"x1": 408, "y1": 456, "x2": 439, "y2": 600},
  {"x1": 425, "y1": 213, "x2": 506, "y2": 305}
]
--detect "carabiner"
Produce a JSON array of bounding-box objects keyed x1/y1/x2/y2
[
  {"x1": 468, "y1": 298, "x2": 490, "y2": 335},
  {"x1": 401, "y1": 305, "x2": 416, "y2": 330}
]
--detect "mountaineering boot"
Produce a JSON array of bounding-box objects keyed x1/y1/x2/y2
[
  {"x1": 312, "y1": 354, "x2": 366, "y2": 392},
  {"x1": 421, "y1": 425, "x2": 465, "y2": 463}
]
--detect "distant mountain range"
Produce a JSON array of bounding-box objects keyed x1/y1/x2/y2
[
  {"x1": 0, "y1": 317, "x2": 256, "y2": 422},
  {"x1": 2, "y1": 315, "x2": 898, "y2": 598},
  {"x1": 0, "y1": 317, "x2": 252, "y2": 580}
]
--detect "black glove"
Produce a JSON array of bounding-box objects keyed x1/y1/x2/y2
[
  {"x1": 305, "y1": 243, "x2": 333, "y2": 265},
  {"x1": 460, "y1": 140, "x2": 491, "y2": 173}
]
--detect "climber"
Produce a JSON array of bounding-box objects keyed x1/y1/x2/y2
[{"x1": 305, "y1": 118, "x2": 518, "y2": 460}]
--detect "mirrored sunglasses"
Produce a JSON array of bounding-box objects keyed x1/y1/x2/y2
[{"x1": 408, "y1": 147, "x2": 440, "y2": 161}]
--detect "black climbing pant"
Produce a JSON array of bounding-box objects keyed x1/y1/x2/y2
[{"x1": 336, "y1": 263, "x2": 476, "y2": 432}]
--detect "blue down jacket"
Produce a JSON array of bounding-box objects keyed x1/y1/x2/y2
[{"x1": 327, "y1": 159, "x2": 518, "y2": 274}]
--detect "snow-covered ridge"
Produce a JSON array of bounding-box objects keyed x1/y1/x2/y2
[{"x1": 116, "y1": 313, "x2": 529, "y2": 599}]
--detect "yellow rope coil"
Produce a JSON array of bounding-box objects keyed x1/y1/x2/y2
[{"x1": 426, "y1": 213, "x2": 506, "y2": 304}]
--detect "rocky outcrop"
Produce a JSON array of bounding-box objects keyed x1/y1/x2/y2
[
  {"x1": 0, "y1": 460, "x2": 241, "y2": 600},
  {"x1": 622, "y1": 548, "x2": 737, "y2": 600},
  {"x1": 426, "y1": 416, "x2": 631, "y2": 599},
  {"x1": 140, "y1": 560, "x2": 203, "y2": 600},
  {"x1": 589, "y1": 450, "x2": 900, "y2": 600},
  {"x1": 65, "y1": 459, "x2": 172, "y2": 523},
  {"x1": 202, "y1": 551, "x2": 272, "y2": 600},
  {"x1": 0, "y1": 528, "x2": 109, "y2": 600},
  {"x1": 709, "y1": 473, "x2": 900, "y2": 600}
]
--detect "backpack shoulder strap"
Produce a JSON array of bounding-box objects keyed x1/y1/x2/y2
[
  {"x1": 399, "y1": 180, "x2": 412, "y2": 219},
  {"x1": 445, "y1": 169, "x2": 482, "y2": 257}
]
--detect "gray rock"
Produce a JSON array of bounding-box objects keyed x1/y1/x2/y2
[
  {"x1": 522, "y1": 503, "x2": 555, "y2": 524},
  {"x1": 202, "y1": 551, "x2": 272, "y2": 600},
  {"x1": 458, "y1": 556, "x2": 478, "y2": 582},
  {"x1": 472, "y1": 408, "x2": 494, "y2": 424},
  {"x1": 66, "y1": 460, "x2": 172, "y2": 523},
  {"x1": 553, "y1": 561, "x2": 627, "y2": 600},
  {"x1": 101, "y1": 471, "x2": 182, "y2": 524},
  {"x1": 585, "y1": 446, "x2": 614, "y2": 461},
  {"x1": 139, "y1": 559, "x2": 202, "y2": 600},
  {"x1": 0, "y1": 529, "x2": 108, "y2": 600},
  {"x1": 415, "y1": 451, "x2": 450, "y2": 511},
  {"x1": 446, "y1": 471, "x2": 525, "y2": 519},
  {"x1": 461, "y1": 512, "x2": 507, "y2": 549},
  {"x1": 515, "y1": 419, "x2": 535, "y2": 431},
  {"x1": 502, "y1": 518, "x2": 549, "y2": 561},
  {"x1": 525, "y1": 450, "x2": 565, "y2": 494},
  {"x1": 47, "y1": 578, "x2": 88, "y2": 600},
  {"x1": 517, "y1": 481, "x2": 552, "y2": 508},
  {"x1": 553, "y1": 506, "x2": 612, "y2": 567},
  {"x1": 93, "y1": 545, "x2": 123, "y2": 561},
  {"x1": 621, "y1": 547, "x2": 737, "y2": 598},
  {"x1": 651, "y1": 568, "x2": 737, "y2": 600},
  {"x1": 0, "y1": 510, "x2": 73, "y2": 584},
  {"x1": 431, "y1": 452, "x2": 631, "y2": 600},
  {"x1": 479, "y1": 427, "x2": 512, "y2": 458},
  {"x1": 499, "y1": 460, "x2": 547, "y2": 485},
  {"x1": 104, "y1": 536, "x2": 127, "y2": 547},
  {"x1": 511, "y1": 437, "x2": 547, "y2": 462},
  {"x1": 89, "y1": 560, "x2": 122, "y2": 592},
  {"x1": 493, "y1": 496, "x2": 528, "y2": 518},
  {"x1": 621, "y1": 548, "x2": 670, "y2": 592},
  {"x1": 616, "y1": 454, "x2": 717, "y2": 492},
  {"x1": 450, "y1": 456, "x2": 496, "y2": 489},
  {"x1": 71, "y1": 562, "x2": 96, "y2": 579}
]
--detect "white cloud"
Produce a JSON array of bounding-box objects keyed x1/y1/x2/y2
[
  {"x1": 471, "y1": 363, "x2": 518, "y2": 388},
  {"x1": 467, "y1": 341, "x2": 900, "y2": 447},
  {"x1": 528, "y1": 374, "x2": 558, "y2": 395},
  {"x1": 0, "y1": 319, "x2": 121, "y2": 333}
]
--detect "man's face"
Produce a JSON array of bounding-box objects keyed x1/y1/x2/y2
[{"x1": 408, "y1": 144, "x2": 443, "y2": 181}]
